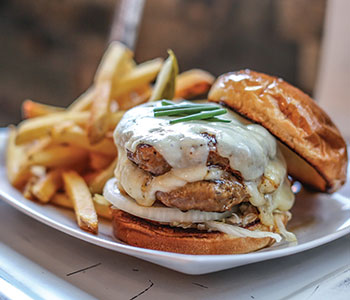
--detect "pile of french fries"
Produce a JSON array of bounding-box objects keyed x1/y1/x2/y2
[{"x1": 6, "y1": 42, "x2": 214, "y2": 234}]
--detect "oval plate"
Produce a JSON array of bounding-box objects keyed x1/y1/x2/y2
[{"x1": 0, "y1": 129, "x2": 349, "y2": 274}]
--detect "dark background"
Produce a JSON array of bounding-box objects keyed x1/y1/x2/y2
[{"x1": 0, "y1": 0, "x2": 326, "y2": 126}]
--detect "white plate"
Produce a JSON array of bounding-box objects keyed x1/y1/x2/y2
[{"x1": 0, "y1": 129, "x2": 349, "y2": 275}]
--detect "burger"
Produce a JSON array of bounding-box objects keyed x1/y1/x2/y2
[{"x1": 103, "y1": 70, "x2": 347, "y2": 255}]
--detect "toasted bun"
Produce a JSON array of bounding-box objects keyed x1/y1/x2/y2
[
  {"x1": 112, "y1": 209, "x2": 286, "y2": 255},
  {"x1": 208, "y1": 69, "x2": 348, "y2": 192}
]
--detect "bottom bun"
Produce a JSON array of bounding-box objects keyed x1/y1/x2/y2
[{"x1": 112, "y1": 209, "x2": 285, "y2": 255}]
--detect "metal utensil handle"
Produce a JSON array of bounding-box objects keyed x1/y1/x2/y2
[{"x1": 109, "y1": 0, "x2": 146, "y2": 50}]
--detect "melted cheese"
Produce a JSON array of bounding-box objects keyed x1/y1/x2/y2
[
  {"x1": 113, "y1": 101, "x2": 295, "y2": 227},
  {"x1": 115, "y1": 102, "x2": 276, "y2": 181}
]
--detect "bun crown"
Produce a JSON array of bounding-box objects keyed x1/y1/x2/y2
[{"x1": 208, "y1": 69, "x2": 347, "y2": 192}]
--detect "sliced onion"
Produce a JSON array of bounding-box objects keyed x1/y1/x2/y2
[
  {"x1": 206, "y1": 221, "x2": 282, "y2": 242},
  {"x1": 274, "y1": 214, "x2": 297, "y2": 242},
  {"x1": 103, "y1": 179, "x2": 232, "y2": 223}
]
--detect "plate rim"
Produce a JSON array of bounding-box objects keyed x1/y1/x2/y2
[{"x1": 0, "y1": 129, "x2": 349, "y2": 273}]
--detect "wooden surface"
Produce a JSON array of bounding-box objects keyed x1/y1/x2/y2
[{"x1": 0, "y1": 199, "x2": 349, "y2": 299}]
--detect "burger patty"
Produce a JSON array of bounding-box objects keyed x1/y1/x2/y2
[
  {"x1": 127, "y1": 143, "x2": 241, "y2": 177},
  {"x1": 127, "y1": 142, "x2": 248, "y2": 212},
  {"x1": 156, "y1": 173, "x2": 249, "y2": 212},
  {"x1": 127, "y1": 144, "x2": 172, "y2": 176}
]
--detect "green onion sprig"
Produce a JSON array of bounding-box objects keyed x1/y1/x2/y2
[{"x1": 153, "y1": 100, "x2": 231, "y2": 124}]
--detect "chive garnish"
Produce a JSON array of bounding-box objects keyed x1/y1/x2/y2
[
  {"x1": 154, "y1": 106, "x2": 219, "y2": 117},
  {"x1": 154, "y1": 104, "x2": 218, "y2": 112},
  {"x1": 169, "y1": 109, "x2": 227, "y2": 124},
  {"x1": 154, "y1": 101, "x2": 231, "y2": 124}
]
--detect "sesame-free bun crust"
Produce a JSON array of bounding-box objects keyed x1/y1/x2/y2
[
  {"x1": 112, "y1": 209, "x2": 284, "y2": 255},
  {"x1": 208, "y1": 69, "x2": 348, "y2": 192}
]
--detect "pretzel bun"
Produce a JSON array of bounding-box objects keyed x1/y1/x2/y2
[
  {"x1": 208, "y1": 69, "x2": 348, "y2": 192},
  {"x1": 112, "y1": 209, "x2": 288, "y2": 255}
]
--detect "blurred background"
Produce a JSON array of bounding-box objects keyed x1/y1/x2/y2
[{"x1": 0, "y1": 0, "x2": 348, "y2": 137}]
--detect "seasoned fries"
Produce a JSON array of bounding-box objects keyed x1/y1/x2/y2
[
  {"x1": 7, "y1": 43, "x2": 213, "y2": 235},
  {"x1": 63, "y1": 171, "x2": 98, "y2": 233},
  {"x1": 22, "y1": 100, "x2": 64, "y2": 118}
]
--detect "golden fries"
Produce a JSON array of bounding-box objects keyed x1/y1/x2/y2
[
  {"x1": 175, "y1": 69, "x2": 215, "y2": 99},
  {"x1": 31, "y1": 169, "x2": 62, "y2": 203},
  {"x1": 16, "y1": 111, "x2": 89, "y2": 145},
  {"x1": 89, "y1": 157, "x2": 118, "y2": 194},
  {"x1": 92, "y1": 194, "x2": 112, "y2": 219},
  {"x1": 87, "y1": 82, "x2": 112, "y2": 144},
  {"x1": 22, "y1": 100, "x2": 65, "y2": 118},
  {"x1": 8, "y1": 43, "x2": 214, "y2": 236},
  {"x1": 51, "y1": 124, "x2": 117, "y2": 156},
  {"x1": 88, "y1": 42, "x2": 133, "y2": 144},
  {"x1": 51, "y1": 193, "x2": 112, "y2": 220},
  {"x1": 27, "y1": 145, "x2": 88, "y2": 167},
  {"x1": 111, "y1": 58, "x2": 163, "y2": 99},
  {"x1": 6, "y1": 126, "x2": 31, "y2": 188},
  {"x1": 68, "y1": 87, "x2": 95, "y2": 112},
  {"x1": 23, "y1": 176, "x2": 38, "y2": 200},
  {"x1": 63, "y1": 170, "x2": 98, "y2": 233},
  {"x1": 94, "y1": 41, "x2": 133, "y2": 84}
]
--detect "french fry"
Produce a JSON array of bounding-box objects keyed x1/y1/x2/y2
[
  {"x1": 94, "y1": 41, "x2": 133, "y2": 84},
  {"x1": 92, "y1": 194, "x2": 112, "y2": 219},
  {"x1": 51, "y1": 193, "x2": 72, "y2": 208},
  {"x1": 51, "y1": 124, "x2": 117, "y2": 156},
  {"x1": 62, "y1": 171, "x2": 98, "y2": 233},
  {"x1": 16, "y1": 111, "x2": 90, "y2": 145},
  {"x1": 25, "y1": 136, "x2": 52, "y2": 158},
  {"x1": 88, "y1": 42, "x2": 133, "y2": 144},
  {"x1": 6, "y1": 126, "x2": 31, "y2": 188},
  {"x1": 27, "y1": 145, "x2": 88, "y2": 167},
  {"x1": 31, "y1": 169, "x2": 62, "y2": 203},
  {"x1": 16, "y1": 110, "x2": 123, "y2": 145},
  {"x1": 89, "y1": 152, "x2": 114, "y2": 170},
  {"x1": 22, "y1": 100, "x2": 65, "y2": 118},
  {"x1": 175, "y1": 69, "x2": 215, "y2": 99},
  {"x1": 23, "y1": 176, "x2": 38, "y2": 200},
  {"x1": 116, "y1": 84, "x2": 152, "y2": 110},
  {"x1": 111, "y1": 58, "x2": 163, "y2": 99},
  {"x1": 89, "y1": 157, "x2": 118, "y2": 194},
  {"x1": 51, "y1": 193, "x2": 112, "y2": 220},
  {"x1": 87, "y1": 82, "x2": 112, "y2": 144},
  {"x1": 68, "y1": 87, "x2": 95, "y2": 112}
]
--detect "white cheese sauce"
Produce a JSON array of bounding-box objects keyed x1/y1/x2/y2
[
  {"x1": 113, "y1": 101, "x2": 295, "y2": 226},
  {"x1": 115, "y1": 101, "x2": 276, "y2": 180}
]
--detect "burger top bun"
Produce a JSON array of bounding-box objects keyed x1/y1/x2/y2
[{"x1": 208, "y1": 69, "x2": 348, "y2": 193}]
